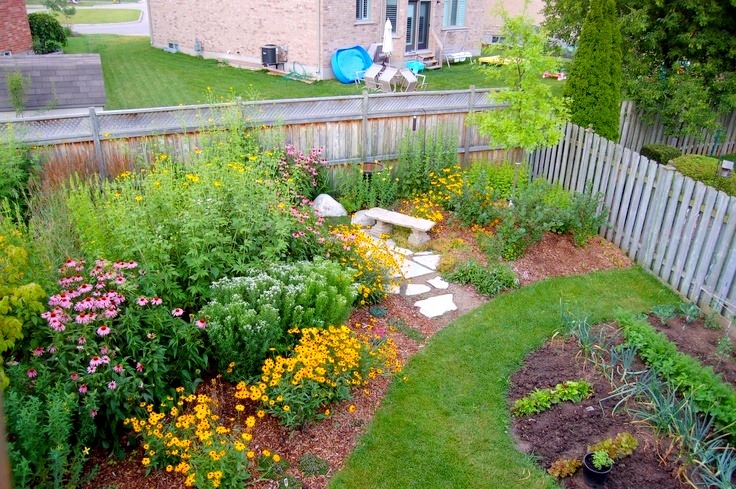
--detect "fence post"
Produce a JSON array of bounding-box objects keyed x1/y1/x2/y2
[
  {"x1": 89, "y1": 107, "x2": 106, "y2": 178},
  {"x1": 463, "y1": 85, "x2": 475, "y2": 166},
  {"x1": 362, "y1": 89, "x2": 369, "y2": 162}
]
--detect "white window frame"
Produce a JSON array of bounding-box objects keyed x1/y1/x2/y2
[
  {"x1": 356, "y1": 0, "x2": 370, "y2": 21},
  {"x1": 443, "y1": 0, "x2": 466, "y2": 28}
]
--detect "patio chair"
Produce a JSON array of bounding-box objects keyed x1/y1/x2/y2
[
  {"x1": 398, "y1": 68, "x2": 427, "y2": 92},
  {"x1": 356, "y1": 63, "x2": 384, "y2": 91},
  {"x1": 377, "y1": 66, "x2": 399, "y2": 92}
]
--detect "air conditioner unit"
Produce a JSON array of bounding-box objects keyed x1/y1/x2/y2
[{"x1": 2, "y1": 51, "x2": 11, "y2": 56}]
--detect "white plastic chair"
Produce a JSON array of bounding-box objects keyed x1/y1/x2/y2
[{"x1": 356, "y1": 64, "x2": 384, "y2": 91}]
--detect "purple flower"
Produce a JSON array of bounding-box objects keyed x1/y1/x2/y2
[
  {"x1": 195, "y1": 318, "x2": 207, "y2": 329},
  {"x1": 107, "y1": 381, "x2": 117, "y2": 390},
  {"x1": 172, "y1": 308, "x2": 184, "y2": 317},
  {"x1": 79, "y1": 384, "x2": 88, "y2": 394},
  {"x1": 27, "y1": 369, "x2": 37, "y2": 378},
  {"x1": 113, "y1": 364, "x2": 123, "y2": 373},
  {"x1": 151, "y1": 297, "x2": 162, "y2": 306},
  {"x1": 136, "y1": 362, "x2": 144, "y2": 372},
  {"x1": 136, "y1": 297, "x2": 149, "y2": 307},
  {"x1": 96, "y1": 325, "x2": 111, "y2": 336}
]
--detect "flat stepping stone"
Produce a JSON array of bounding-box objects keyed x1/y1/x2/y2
[
  {"x1": 400, "y1": 259, "x2": 434, "y2": 279},
  {"x1": 427, "y1": 277, "x2": 449, "y2": 289},
  {"x1": 414, "y1": 294, "x2": 457, "y2": 318},
  {"x1": 388, "y1": 245, "x2": 414, "y2": 256},
  {"x1": 413, "y1": 254, "x2": 440, "y2": 270},
  {"x1": 414, "y1": 251, "x2": 435, "y2": 256},
  {"x1": 405, "y1": 283, "x2": 432, "y2": 296},
  {"x1": 387, "y1": 284, "x2": 401, "y2": 294}
]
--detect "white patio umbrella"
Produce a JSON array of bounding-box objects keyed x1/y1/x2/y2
[{"x1": 382, "y1": 19, "x2": 393, "y2": 65}]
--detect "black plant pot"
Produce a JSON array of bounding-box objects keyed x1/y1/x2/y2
[{"x1": 582, "y1": 452, "x2": 612, "y2": 488}]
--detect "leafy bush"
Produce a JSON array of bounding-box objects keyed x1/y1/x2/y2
[
  {"x1": 200, "y1": 259, "x2": 356, "y2": 379},
  {"x1": 394, "y1": 125, "x2": 458, "y2": 198},
  {"x1": 336, "y1": 164, "x2": 398, "y2": 213},
  {"x1": 63, "y1": 138, "x2": 325, "y2": 310},
  {"x1": 0, "y1": 128, "x2": 38, "y2": 208},
  {"x1": 671, "y1": 155, "x2": 736, "y2": 196},
  {"x1": 444, "y1": 259, "x2": 518, "y2": 296},
  {"x1": 617, "y1": 310, "x2": 736, "y2": 437},
  {"x1": 567, "y1": 184, "x2": 608, "y2": 246},
  {"x1": 28, "y1": 12, "x2": 67, "y2": 54},
  {"x1": 640, "y1": 144, "x2": 681, "y2": 164},
  {"x1": 236, "y1": 325, "x2": 399, "y2": 429}
]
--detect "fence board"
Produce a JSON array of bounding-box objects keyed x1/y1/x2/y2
[
  {"x1": 612, "y1": 149, "x2": 637, "y2": 249},
  {"x1": 620, "y1": 155, "x2": 648, "y2": 256},
  {"x1": 661, "y1": 178, "x2": 694, "y2": 284},
  {"x1": 681, "y1": 187, "x2": 719, "y2": 299},
  {"x1": 671, "y1": 182, "x2": 707, "y2": 291},
  {"x1": 628, "y1": 159, "x2": 658, "y2": 261},
  {"x1": 692, "y1": 192, "x2": 730, "y2": 305}
]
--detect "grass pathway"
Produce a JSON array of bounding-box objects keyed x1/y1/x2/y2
[{"x1": 330, "y1": 267, "x2": 678, "y2": 488}]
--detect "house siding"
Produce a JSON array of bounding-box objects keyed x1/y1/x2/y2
[
  {"x1": 1, "y1": 0, "x2": 34, "y2": 55},
  {"x1": 148, "y1": 0, "x2": 545, "y2": 80}
]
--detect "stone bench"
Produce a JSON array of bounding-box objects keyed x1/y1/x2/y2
[{"x1": 364, "y1": 207, "x2": 436, "y2": 247}]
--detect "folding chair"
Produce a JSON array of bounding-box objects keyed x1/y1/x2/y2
[
  {"x1": 398, "y1": 68, "x2": 427, "y2": 92},
  {"x1": 356, "y1": 63, "x2": 384, "y2": 91},
  {"x1": 377, "y1": 66, "x2": 398, "y2": 92}
]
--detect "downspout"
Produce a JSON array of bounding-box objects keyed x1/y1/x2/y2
[
  {"x1": 317, "y1": 0, "x2": 322, "y2": 78},
  {"x1": 145, "y1": 0, "x2": 153, "y2": 45}
]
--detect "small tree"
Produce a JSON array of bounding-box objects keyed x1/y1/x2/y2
[
  {"x1": 28, "y1": 12, "x2": 68, "y2": 54},
  {"x1": 473, "y1": 12, "x2": 569, "y2": 164},
  {"x1": 41, "y1": 0, "x2": 76, "y2": 18},
  {"x1": 563, "y1": 0, "x2": 622, "y2": 141}
]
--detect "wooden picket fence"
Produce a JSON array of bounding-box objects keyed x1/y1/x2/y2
[{"x1": 531, "y1": 123, "x2": 736, "y2": 317}]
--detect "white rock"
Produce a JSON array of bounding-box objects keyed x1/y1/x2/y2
[
  {"x1": 351, "y1": 210, "x2": 376, "y2": 226},
  {"x1": 414, "y1": 251, "x2": 435, "y2": 256},
  {"x1": 401, "y1": 259, "x2": 434, "y2": 279},
  {"x1": 312, "y1": 194, "x2": 347, "y2": 217},
  {"x1": 405, "y1": 283, "x2": 432, "y2": 296},
  {"x1": 427, "y1": 277, "x2": 449, "y2": 289},
  {"x1": 413, "y1": 254, "x2": 440, "y2": 270},
  {"x1": 387, "y1": 284, "x2": 401, "y2": 294},
  {"x1": 414, "y1": 294, "x2": 457, "y2": 318}
]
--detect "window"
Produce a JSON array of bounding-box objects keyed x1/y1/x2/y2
[
  {"x1": 356, "y1": 0, "x2": 369, "y2": 21},
  {"x1": 386, "y1": 0, "x2": 397, "y2": 33},
  {"x1": 443, "y1": 0, "x2": 466, "y2": 28}
]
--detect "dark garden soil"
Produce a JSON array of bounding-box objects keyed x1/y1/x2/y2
[{"x1": 80, "y1": 229, "x2": 638, "y2": 489}]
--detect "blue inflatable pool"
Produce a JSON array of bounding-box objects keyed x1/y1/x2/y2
[{"x1": 331, "y1": 46, "x2": 372, "y2": 84}]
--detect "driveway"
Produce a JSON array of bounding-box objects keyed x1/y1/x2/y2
[{"x1": 28, "y1": 0, "x2": 150, "y2": 37}]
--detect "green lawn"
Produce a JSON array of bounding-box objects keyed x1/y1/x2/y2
[
  {"x1": 61, "y1": 8, "x2": 140, "y2": 23},
  {"x1": 64, "y1": 35, "x2": 567, "y2": 109},
  {"x1": 330, "y1": 267, "x2": 677, "y2": 489}
]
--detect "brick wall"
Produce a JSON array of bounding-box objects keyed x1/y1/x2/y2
[{"x1": 0, "y1": 0, "x2": 34, "y2": 54}]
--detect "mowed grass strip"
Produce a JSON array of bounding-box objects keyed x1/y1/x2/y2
[
  {"x1": 64, "y1": 35, "x2": 567, "y2": 109},
  {"x1": 330, "y1": 267, "x2": 677, "y2": 489},
  {"x1": 62, "y1": 8, "x2": 141, "y2": 24}
]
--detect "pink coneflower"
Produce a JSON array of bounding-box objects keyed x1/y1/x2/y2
[
  {"x1": 32, "y1": 347, "x2": 45, "y2": 357},
  {"x1": 113, "y1": 364, "x2": 123, "y2": 373},
  {"x1": 100, "y1": 346, "x2": 109, "y2": 355},
  {"x1": 104, "y1": 306, "x2": 118, "y2": 319},
  {"x1": 87, "y1": 365, "x2": 97, "y2": 374},
  {"x1": 172, "y1": 308, "x2": 184, "y2": 317},
  {"x1": 89, "y1": 355, "x2": 103, "y2": 367},
  {"x1": 49, "y1": 321, "x2": 66, "y2": 332},
  {"x1": 75, "y1": 312, "x2": 96, "y2": 325},
  {"x1": 107, "y1": 380, "x2": 117, "y2": 390},
  {"x1": 195, "y1": 318, "x2": 207, "y2": 329},
  {"x1": 136, "y1": 297, "x2": 149, "y2": 306},
  {"x1": 90, "y1": 409, "x2": 97, "y2": 418},
  {"x1": 27, "y1": 369, "x2": 37, "y2": 378},
  {"x1": 100, "y1": 355, "x2": 110, "y2": 364},
  {"x1": 114, "y1": 275, "x2": 126, "y2": 285},
  {"x1": 78, "y1": 336, "x2": 87, "y2": 345},
  {"x1": 150, "y1": 297, "x2": 163, "y2": 306},
  {"x1": 79, "y1": 384, "x2": 88, "y2": 394},
  {"x1": 48, "y1": 346, "x2": 57, "y2": 354},
  {"x1": 96, "y1": 325, "x2": 111, "y2": 337},
  {"x1": 78, "y1": 283, "x2": 93, "y2": 294},
  {"x1": 135, "y1": 362, "x2": 144, "y2": 372},
  {"x1": 70, "y1": 372, "x2": 79, "y2": 381}
]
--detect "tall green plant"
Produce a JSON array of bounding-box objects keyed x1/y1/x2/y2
[
  {"x1": 5, "y1": 69, "x2": 31, "y2": 117},
  {"x1": 395, "y1": 124, "x2": 459, "y2": 198},
  {"x1": 563, "y1": 0, "x2": 622, "y2": 140},
  {"x1": 473, "y1": 12, "x2": 569, "y2": 162}
]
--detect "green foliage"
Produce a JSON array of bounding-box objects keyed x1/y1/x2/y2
[
  {"x1": 336, "y1": 164, "x2": 398, "y2": 214},
  {"x1": 567, "y1": 184, "x2": 608, "y2": 246},
  {"x1": 590, "y1": 450, "x2": 613, "y2": 470},
  {"x1": 678, "y1": 301, "x2": 701, "y2": 324},
  {"x1": 41, "y1": 0, "x2": 76, "y2": 17},
  {"x1": 0, "y1": 127, "x2": 37, "y2": 208},
  {"x1": 473, "y1": 12, "x2": 569, "y2": 159},
  {"x1": 28, "y1": 12, "x2": 68, "y2": 54},
  {"x1": 617, "y1": 310, "x2": 736, "y2": 437},
  {"x1": 640, "y1": 144, "x2": 682, "y2": 165},
  {"x1": 671, "y1": 155, "x2": 736, "y2": 196},
  {"x1": 512, "y1": 380, "x2": 593, "y2": 416},
  {"x1": 298, "y1": 453, "x2": 330, "y2": 476},
  {"x1": 201, "y1": 260, "x2": 356, "y2": 379},
  {"x1": 650, "y1": 304, "x2": 676, "y2": 324},
  {"x1": 5, "y1": 69, "x2": 32, "y2": 116},
  {"x1": 443, "y1": 259, "x2": 518, "y2": 297},
  {"x1": 547, "y1": 457, "x2": 582, "y2": 478},
  {"x1": 564, "y1": 0, "x2": 621, "y2": 141},
  {"x1": 588, "y1": 432, "x2": 638, "y2": 461},
  {"x1": 394, "y1": 125, "x2": 459, "y2": 198}
]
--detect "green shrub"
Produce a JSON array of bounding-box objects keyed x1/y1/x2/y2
[
  {"x1": 444, "y1": 259, "x2": 518, "y2": 296},
  {"x1": 336, "y1": 164, "x2": 398, "y2": 213},
  {"x1": 640, "y1": 144, "x2": 681, "y2": 164},
  {"x1": 28, "y1": 12, "x2": 67, "y2": 54},
  {"x1": 512, "y1": 380, "x2": 593, "y2": 416},
  {"x1": 0, "y1": 128, "x2": 38, "y2": 209},
  {"x1": 567, "y1": 184, "x2": 608, "y2": 246},
  {"x1": 200, "y1": 259, "x2": 357, "y2": 379},
  {"x1": 394, "y1": 125, "x2": 458, "y2": 198},
  {"x1": 671, "y1": 154, "x2": 736, "y2": 196}
]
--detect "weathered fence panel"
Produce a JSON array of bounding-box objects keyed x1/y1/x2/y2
[
  {"x1": 618, "y1": 101, "x2": 736, "y2": 156},
  {"x1": 533, "y1": 123, "x2": 736, "y2": 317}
]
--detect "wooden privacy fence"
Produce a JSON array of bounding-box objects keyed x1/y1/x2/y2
[
  {"x1": 618, "y1": 100, "x2": 736, "y2": 156},
  {"x1": 531, "y1": 123, "x2": 736, "y2": 317},
  {"x1": 2, "y1": 89, "x2": 507, "y2": 180}
]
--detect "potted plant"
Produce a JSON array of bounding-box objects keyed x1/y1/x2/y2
[{"x1": 582, "y1": 450, "x2": 613, "y2": 487}]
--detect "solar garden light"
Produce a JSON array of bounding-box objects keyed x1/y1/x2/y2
[{"x1": 720, "y1": 159, "x2": 734, "y2": 178}]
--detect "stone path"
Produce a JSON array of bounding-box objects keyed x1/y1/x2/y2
[{"x1": 375, "y1": 238, "x2": 458, "y2": 319}]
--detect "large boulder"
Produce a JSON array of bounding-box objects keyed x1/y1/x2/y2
[
  {"x1": 312, "y1": 194, "x2": 347, "y2": 217},
  {"x1": 351, "y1": 210, "x2": 376, "y2": 226}
]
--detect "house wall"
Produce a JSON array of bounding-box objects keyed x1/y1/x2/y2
[{"x1": 0, "y1": 0, "x2": 34, "y2": 55}]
